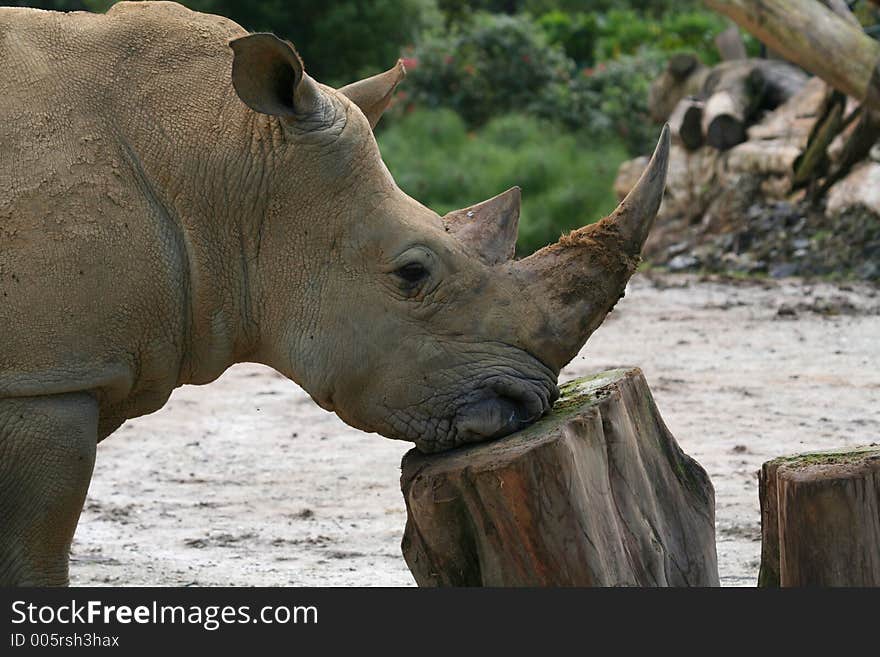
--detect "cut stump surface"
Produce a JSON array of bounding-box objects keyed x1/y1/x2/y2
[{"x1": 400, "y1": 368, "x2": 719, "y2": 587}]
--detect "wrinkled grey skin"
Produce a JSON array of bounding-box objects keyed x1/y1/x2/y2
[{"x1": 0, "y1": 2, "x2": 669, "y2": 585}]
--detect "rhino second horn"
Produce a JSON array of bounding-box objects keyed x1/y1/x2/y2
[
  {"x1": 338, "y1": 60, "x2": 407, "y2": 130},
  {"x1": 511, "y1": 125, "x2": 670, "y2": 371},
  {"x1": 443, "y1": 187, "x2": 521, "y2": 266}
]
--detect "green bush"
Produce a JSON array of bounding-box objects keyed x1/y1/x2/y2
[
  {"x1": 378, "y1": 109, "x2": 627, "y2": 254},
  {"x1": 536, "y1": 10, "x2": 598, "y2": 66},
  {"x1": 593, "y1": 9, "x2": 661, "y2": 62},
  {"x1": 567, "y1": 52, "x2": 666, "y2": 157},
  {"x1": 400, "y1": 9, "x2": 730, "y2": 157},
  {"x1": 404, "y1": 12, "x2": 573, "y2": 128},
  {"x1": 593, "y1": 8, "x2": 744, "y2": 65},
  {"x1": 438, "y1": 0, "x2": 699, "y2": 23}
]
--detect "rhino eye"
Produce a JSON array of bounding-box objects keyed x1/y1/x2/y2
[{"x1": 393, "y1": 262, "x2": 429, "y2": 287}]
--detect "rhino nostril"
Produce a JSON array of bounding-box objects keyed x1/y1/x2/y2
[
  {"x1": 456, "y1": 382, "x2": 547, "y2": 441},
  {"x1": 490, "y1": 379, "x2": 549, "y2": 423}
]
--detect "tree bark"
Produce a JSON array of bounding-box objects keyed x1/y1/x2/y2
[
  {"x1": 400, "y1": 368, "x2": 719, "y2": 587},
  {"x1": 703, "y1": 0, "x2": 880, "y2": 108},
  {"x1": 758, "y1": 446, "x2": 880, "y2": 587}
]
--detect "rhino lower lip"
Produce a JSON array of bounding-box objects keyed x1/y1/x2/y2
[{"x1": 455, "y1": 396, "x2": 536, "y2": 442}]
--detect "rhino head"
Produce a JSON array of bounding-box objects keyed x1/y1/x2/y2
[{"x1": 227, "y1": 34, "x2": 669, "y2": 453}]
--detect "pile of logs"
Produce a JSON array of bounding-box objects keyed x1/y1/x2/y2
[
  {"x1": 654, "y1": 56, "x2": 809, "y2": 151},
  {"x1": 619, "y1": 1, "x2": 880, "y2": 231}
]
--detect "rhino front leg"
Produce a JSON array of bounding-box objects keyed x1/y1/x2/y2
[{"x1": 0, "y1": 392, "x2": 98, "y2": 586}]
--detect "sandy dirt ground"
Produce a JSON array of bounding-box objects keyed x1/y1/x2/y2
[{"x1": 69, "y1": 273, "x2": 880, "y2": 587}]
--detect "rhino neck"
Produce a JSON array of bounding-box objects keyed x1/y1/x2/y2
[
  {"x1": 115, "y1": 98, "x2": 272, "y2": 387},
  {"x1": 170, "y1": 112, "x2": 274, "y2": 386},
  {"x1": 242, "y1": 131, "x2": 402, "y2": 413}
]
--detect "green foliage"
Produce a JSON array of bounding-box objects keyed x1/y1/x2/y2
[
  {"x1": 568, "y1": 52, "x2": 666, "y2": 157},
  {"x1": 535, "y1": 10, "x2": 598, "y2": 66},
  {"x1": 403, "y1": 12, "x2": 573, "y2": 128},
  {"x1": 593, "y1": 8, "x2": 732, "y2": 64},
  {"x1": 378, "y1": 109, "x2": 626, "y2": 254},
  {"x1": 437, "y1": 0, "x2": 701, "y2": 23},
  {"x1": 401, "y1": 11, "x2": 667, "y2": 157}
]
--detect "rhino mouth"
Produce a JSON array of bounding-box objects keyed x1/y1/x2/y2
[{"x1": 442, "y1": 375, "x2": 558, "y2": 451}]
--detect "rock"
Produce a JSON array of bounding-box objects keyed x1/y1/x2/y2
[
  {"x1": 666, "y1": 241, "x2": 691, "y2": 257},
  {"x1": 826, "y1": 161, "x2": 880, "y2": 216},
  {"x1": 613, "y1": 156, "x2": 649, "y2": 201},
  {"x1": 770, "y1": 263, "x2": 799, "y2": 279},
  {"x1": 667, "y1": 254, "x2": 701, "y2": 271},
  {"x1": 856, "y1": 261, "x2": 880, "y2": 280}
]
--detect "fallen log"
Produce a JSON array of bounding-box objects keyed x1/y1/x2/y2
[
  {"x1": 704, "y1": 0, "x2": 880, "y2": 109},
  {"x1": 669, "y1": 97, "x2": 705, "y2": 150},
  {"x1": 758, "y1": 446, "x2": 880, "y2": 587},
  {"x1": 725, "y1": 76, "x2": 831, "y2": 188},
  {"x1": 400, "y1": 368, "x2": 719, "y2": 587},
  {"x1": 703, "y1": 86, "x2": 752, "y2": 150}
]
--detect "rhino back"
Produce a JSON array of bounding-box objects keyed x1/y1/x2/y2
[{"x1": 0, "y1": 3, "x2": 252, "y2": 426}]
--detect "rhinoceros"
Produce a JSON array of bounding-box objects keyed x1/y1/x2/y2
[{"x1": 0, "y1": 1, "x2": 669, "y2": 585}]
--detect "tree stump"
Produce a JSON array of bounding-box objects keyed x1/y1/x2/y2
[
  {"x1": 400, "y1": 368, "x2": 719, "y2": 587},
  {"x1": 758, "y1": 446, "x2": 880, "y2": 587}
]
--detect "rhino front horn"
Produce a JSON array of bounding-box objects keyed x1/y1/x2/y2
[
  {"x1": 512, "y1": 125, "x2": 670, "y2": 371},
  {"x1": 603, "y1": 122, "x2": 670, "y2": 255}
]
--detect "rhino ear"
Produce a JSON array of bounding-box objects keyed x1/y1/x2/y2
[
  {"x1": 229, "y1": 33, "x2": 324, "y2": 118},
  {"x1": 443, "y1": 187, "x2": 521, "y2": 265},
  {"x1": 338, "y1": 61, "x2": 406, "y2": 130}
]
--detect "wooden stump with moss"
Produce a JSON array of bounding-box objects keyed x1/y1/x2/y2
[
  {"x1": 399, "y1": 368, "x2": 719, "y2": 587},
  {"x1": 758, "y1": 446, "x2": 880, "y2": 587}
]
